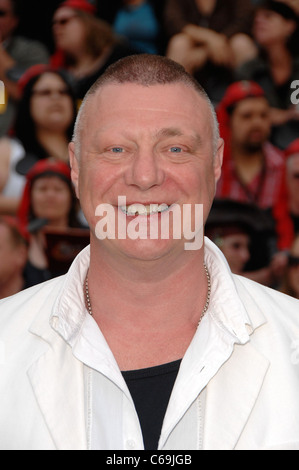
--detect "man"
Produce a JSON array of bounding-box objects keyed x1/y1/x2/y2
[
  {"x1": 0, "y1": 216, "x2": 28, "y2": 299},
  {"x1": 0, "y1": 55, "x2": 299, "y2": 450},
  {"x1": 206, "y1": 199, "x2": 275, "y2": 276},
  {"x1": 285, "y1": 138, "x2": 299, "y2": 234},
  {"x1": 216, "y1": 80, "x2": 294, "y2": 285},
  {"x1": 0, "y1": 0, "x2": 49, "y2": 135}
]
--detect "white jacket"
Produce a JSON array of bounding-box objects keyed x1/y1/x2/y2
[{"x1": 0, "y1": 238, "x2": 299, "y2": 450}]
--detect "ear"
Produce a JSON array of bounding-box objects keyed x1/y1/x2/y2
[
  {"x1": 213, "y1": 138, "x2": 224, "y2": 184},
  {"x1": 69, "y1": 142, "x2": 80, "y2": 199},
  {"x1": 287, "y1": 19, "x2": 297, "y2": 37}
]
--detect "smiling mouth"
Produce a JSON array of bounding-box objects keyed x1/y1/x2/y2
[{"x1": 119, "y1": 203, "x2": 170, "y2": 216}]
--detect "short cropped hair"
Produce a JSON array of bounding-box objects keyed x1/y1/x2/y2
[{"x1": 72, "y1": 54, "x2": 219, "y2": 155}]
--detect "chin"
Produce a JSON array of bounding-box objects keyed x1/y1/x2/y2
[{"x1": 105, "y1": 237, "x2": 185, "y2": 263}]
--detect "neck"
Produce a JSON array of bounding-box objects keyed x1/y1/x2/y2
[
  {"x1": 67, "y1": 49, "x2": 110, "y2": 78},
  {"x1": 232, "y1": 144, "x2": 264, "y2": 184},
  {"x1": 87, "y1": 239, "x2": 209, "y2": 369},
  {"x1": 47, "y1": 217, "x2": 69, "y2": 228},
  {"x1": 266, "y1": 42, "x2": 291, "y2": 65},
  {"x1": 265, "y1": 43, "x2": 292, "y2": 84},
  {"x1": 232, "y1": 143, "x2": 264, "y2": 165},
  {"x1": 36, "y1": 129, "x2": 69, "y2": 163},
  {"x1": 88, "y1": 239, "x2": 208, "y2": 327},
  {"x1": 0, "y1": 274, "x2": 24, "y2": 300},
  {"x1": 125, "y1": 0, "x2": 144, "y2": 5},
  {"x1": 290, "y1": 199, "x2": 299, "y2": 216}
]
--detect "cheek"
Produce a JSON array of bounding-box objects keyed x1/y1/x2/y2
[
  {"x1": 30, "y1": 101, "x2": 41, "y2": 123},
  {"x1": 290, "y1": 269, "x2": 299, "y2": 286},
  {"x1": 31, "y1": 192, "x2": 42, "y2": 211}
]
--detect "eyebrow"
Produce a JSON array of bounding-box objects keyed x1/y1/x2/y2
[{"x1": 155, "y1": 127, "x2": 202, "y2": 146}]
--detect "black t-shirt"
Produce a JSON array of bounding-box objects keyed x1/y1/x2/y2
[{"x1": 122, "y1": 359, "x2": 181, "y2": 450}]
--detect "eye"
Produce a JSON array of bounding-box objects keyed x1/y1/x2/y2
[
  {"x1": 169, "y1": 147, "x2": 182, "y2": 153},
  {"x1": 111, "y1": 147, "x2": 124, "y2": 153}
]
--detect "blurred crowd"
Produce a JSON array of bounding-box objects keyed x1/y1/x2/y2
[{"x1": 0, "y1": 0, "x2": 299, "y2": 301}]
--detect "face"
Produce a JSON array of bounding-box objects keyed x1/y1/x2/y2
[
  {"x1": 287, "y1": 154, "x2": 299, "y2": 209},
  {"x1": 0, "y1": 224, "x2": 26, "y2": 286},
  {"x1": 30, "y1": 72, "x2": 74, "y2": 132},
  {"x1": 52, "y1": 7, "x2": 86, "y2": 53},
  {"x1": 288, "y1": 236, "x2": 299, "y2": 298},
  {"x1": 219, "y1": 233, "x2": 250, "y2": 274},
  {"x1": 230, "y1": 97, "x2": 271, "y2": 151},
  {"x1": 31, "y1": 176, "x2": 72, "y2": 226},
  {"x1": 253, "y1": 8, "x2": 296, "y2": 46},
  {"x1": 70, "y1": 82, "x2": 223, "y2": 262},
  {"x1": 285, "y1": 0, "x2": 299, "y2": 14},
  {"x1": 0, "y1": 0, "x2": 18, "y2": 41}
]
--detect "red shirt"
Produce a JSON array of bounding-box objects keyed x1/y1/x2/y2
[{"x1": 216, "y1": 142, "x2": 293, "y2": 250}]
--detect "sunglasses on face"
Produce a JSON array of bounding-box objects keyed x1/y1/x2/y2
[
  {"x1": 52, "y1": 15, "x2": 78, "y2": 27},
  {"x1": 31, "y1": 88, "x2": 71, "y2": 98},
  {"x1": 0, "y1": 9, "x2": 10, "y2": 17},
  {"x1": 289, "y1": 255, "x2": 299, "y2": 268}
]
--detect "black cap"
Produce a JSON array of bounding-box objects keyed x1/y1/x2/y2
[{"x1": 257, "y1": 0, "x2": 297, "y2": 20}]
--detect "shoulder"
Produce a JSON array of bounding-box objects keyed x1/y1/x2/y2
[
  {"x1": 0, "y1": 276, "x2": 65, "y2": 336},
  {"x1": 8, "y1": 36, "x2": 49, "y2": 62},
  {"x1": 234, "y1": 274, "x2": 299, "y2": 309},
  {"x1": 0, "y1": 137, "x2": 13, "y2": 180},
  {"x1": 234, "y1": 274, "x2": 299, "y2": 336},
  {"x1": 236, "y1": 57, "x2": 267, "y2": 80},
  {"x1": 263, "y1": 142, "x2": 285, "y2": 166},
  {"x1": 0, "y1": 136, "x2": 13, "y2": 156}
]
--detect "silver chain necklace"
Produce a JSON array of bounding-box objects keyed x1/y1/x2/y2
[{"x1": 84, "y1": 264, "x2": 211, "y2": 325}]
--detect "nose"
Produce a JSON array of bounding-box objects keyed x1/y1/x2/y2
[{"x1": 124, "y1": 147, "x2": 165, "y2": 191}]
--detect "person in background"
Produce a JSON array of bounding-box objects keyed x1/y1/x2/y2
[
  {"x1": 280, "y1": 0, "x2": 299, "y2": 14},
  {"x1": 0, "y1": 65, "x2": 77, "y2": 216},
  {"x1": 280, "y1": 233, "x2": 299, "y2": 298},
  {"x1": 112, "y1": 0, "x2": 163, "y2": 54},
  {"x1": 0, "y1": 0, "x2": 49, "y2": 135},
  {"x1": 51, "y1": 0, "x2": 137, "y2": 102},
  {"x1": 237, "y1": 0, "x2": 299, "y2": 149},
  {"x1": 216, "y1": 80, "x2": 294, "y2": 286},
  {"x1": 206, "y1": 199, "x2": 276, "y2": 278},
  {"x1": 206, "y1": 222, "x2": 251, "y2": 275},
  {"x1": 0, "y1": 216, "x2": 29, "y2": 299},
  {"x1": 164, "y1": 0, "x2": 257, "y2": 103},
  {"x1": 285, "y1": 138, "x2": 299, "y2": 234},
  {"x1": 17, "y1": 160, "x2": 82, "y2": 286}
]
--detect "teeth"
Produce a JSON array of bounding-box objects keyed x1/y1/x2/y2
[{"x1": 120, "y1": 203, "x2": 169, "y2": 216}]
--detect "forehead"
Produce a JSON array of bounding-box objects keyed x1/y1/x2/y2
[
  {"x1": 53, "y1": 6, "x2": 76, "y2": 19},
  {"x1": 0, "y1": 0, "x2": 12, "y2": 12},
  {"x1": 84, "y1": 83, "x2": 213, "y2": 138},
  {"x1": 233, "y1": 97, "x2": 269, "y2": 115},
  {"x1": 32, "y1": 175, "x2": 69, "y2": 187},
  {"x1": 289, "y1": 154, "x2": 299, "y2": 168},
  {"x1": 0, "y1": 223, "x2": 11, "y2": 242},
  {"x1": 33, "y1": 72, "x2": 65, "y2": 89}
]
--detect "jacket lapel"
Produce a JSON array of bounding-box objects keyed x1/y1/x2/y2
[
  {"x1": 27, "y1": 326, "x2": 87, "y2": 450},
  {"x1": 203, "y1": 340, "x2": 270, "y2": 450}
]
